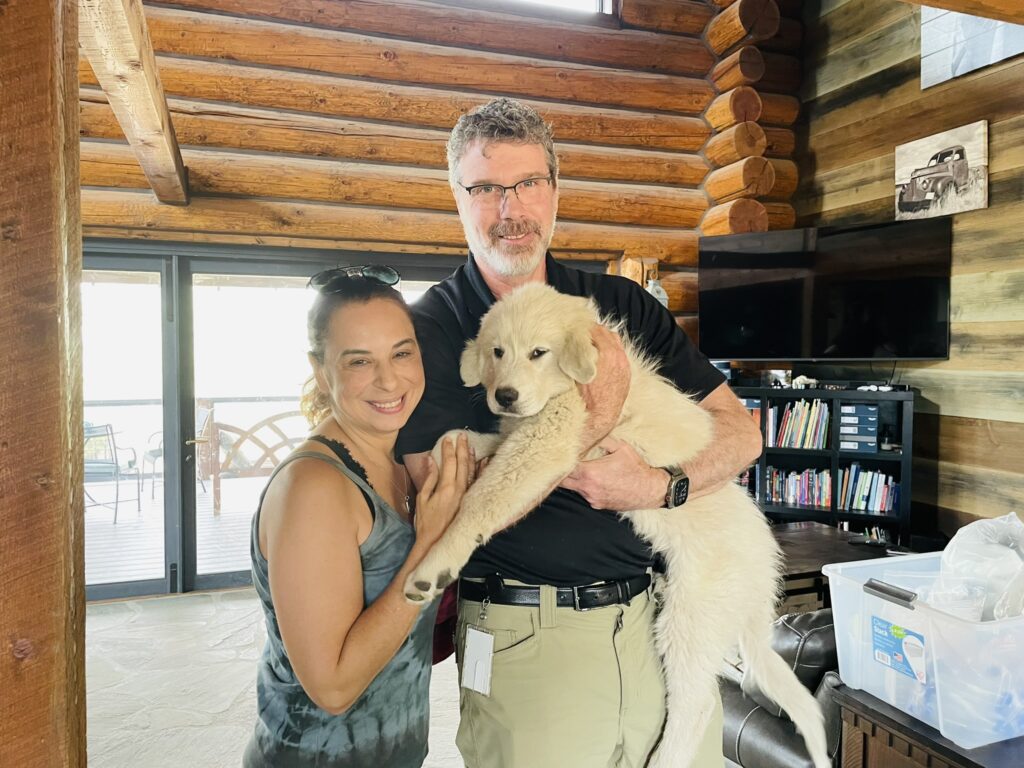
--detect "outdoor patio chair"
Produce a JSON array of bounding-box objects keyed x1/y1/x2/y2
[
  {"x1": 142, "y1": 407, "x2": 212, "y2": 499},
  {"x1": 84, "y1": 422, "x2": 141, "y2": 524}
]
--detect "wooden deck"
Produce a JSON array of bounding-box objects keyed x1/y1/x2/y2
[{"x1": 85, "y1": 476, "x2": 266, "y2": 585}]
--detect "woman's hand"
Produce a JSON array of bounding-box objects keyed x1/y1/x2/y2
[{"x1": 413, "y1": 431, "x2": 473, "y2": 544}]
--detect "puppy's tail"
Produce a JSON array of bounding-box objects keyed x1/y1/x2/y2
[{"x1": 740, "y1": 626, "x2": 832, "y2": 768}]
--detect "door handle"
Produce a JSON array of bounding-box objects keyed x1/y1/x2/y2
[{"x1": 185, "y1": 438, "x2": 209, "y2": 446}]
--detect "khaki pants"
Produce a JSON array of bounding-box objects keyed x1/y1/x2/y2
[{"x1": 454, "y1": 582, "x2": 724, "y2": 768}]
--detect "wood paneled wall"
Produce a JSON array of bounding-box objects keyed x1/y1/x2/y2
[{"x1": 794, "y1": 0, "x2": 1024, "y2": 536}]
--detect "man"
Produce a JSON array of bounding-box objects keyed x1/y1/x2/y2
[{"x1": 398, "y1": 98, "x2": 763, "y2": 768}]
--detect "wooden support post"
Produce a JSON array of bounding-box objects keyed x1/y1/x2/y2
[
  {"x1": 620, "y1": 256, "x2": 658, "y2": 286},
  {"x1": 704, "y1": 86, "x2": 763, "y2": 130},
  {"x1": 701, "y1": 198, "x2": 769, "y2": 235},
  {"x1": 704, "y1": 156, "x2": 775, "y2": 203},
  {"x1": 0, "y1": 0, "x2": 86, "y2": 766},
  {"x1": 706, "y1": 0, "x2": 780, "y2": 56},
  {"x1": 703, "y1": 121, "x2": 767, "y2": 167}
]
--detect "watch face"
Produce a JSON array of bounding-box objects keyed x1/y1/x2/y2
[{"x1": 672, "y1": 477, "x2": 690, "y2": 507}]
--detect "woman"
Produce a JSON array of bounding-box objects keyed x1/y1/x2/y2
[{"x1": 244, "y1": 265, "x2": 472, "y2": 768}]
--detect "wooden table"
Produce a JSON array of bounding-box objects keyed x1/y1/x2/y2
[
  {"x1": 772, "y1": 521, "x2": 888, "y2": 611},
  {"x1": 834, "y1": 684, "x2": 1024, "y2": 768}
]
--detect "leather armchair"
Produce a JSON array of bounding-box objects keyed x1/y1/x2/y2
[{"x1": 720, "y1": 609, "x2": 842, "y2": 768}]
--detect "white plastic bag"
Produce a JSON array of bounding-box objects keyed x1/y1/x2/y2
[{"x1": 939, "y1": 511, "x2": 1024, "y2": 621}]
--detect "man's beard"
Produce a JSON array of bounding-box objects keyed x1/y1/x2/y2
[{"x1": 464, "y1": 212, "x2": 556, "y2": 279}]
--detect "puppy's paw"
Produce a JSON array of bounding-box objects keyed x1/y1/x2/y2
[
  {"x1": 403, "y1": 554, "x2": 460, "y2": 605},
  {"x1": 430, "y1": 429, "x2": 469, "y2": 468}
]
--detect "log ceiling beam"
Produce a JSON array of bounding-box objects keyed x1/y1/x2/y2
[
  {"x1": 78, "y1": 57, "x2": 710, "y2": 152},
  {"x1": 140, "y1": 6, "x2": 714, "y2": 116},
  {"x1": 79, "y1": 0, "x2": 187, "y2": 203},
  {"x1": 895, "y1": 1, "x2": 1023, "y2": 25},
  {"x1": 81, "y1": 189, "x2": 699, "y2": 264},
  {"x1": 146, "y1": 0, "x2": 712, "y2": 77},
  {"x1": 79, "y1": 141, "x2": 708, "y2": 228},
  {"x1": 79, "y1": 90, "x2": 709, "y2": 187}
]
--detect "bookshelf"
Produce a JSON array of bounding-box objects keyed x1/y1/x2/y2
[{"x1": 733, "y1": 387, "x2": 914, "y2": 545}]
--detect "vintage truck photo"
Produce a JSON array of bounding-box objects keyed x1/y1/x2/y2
[{"x1": 897, "y1": 145, "x2": 970, "y2": 212}]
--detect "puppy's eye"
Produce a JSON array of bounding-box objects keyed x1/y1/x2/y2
[
  {"x1": 493, "y1": 347, "x2": 504, "y2": 359},
  {"x1": 529, "y1": 348, "x2": 548, "y2": 360}
]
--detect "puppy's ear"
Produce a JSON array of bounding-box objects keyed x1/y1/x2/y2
[
  {"x1": 559, "y1": 325, "x2": 598, "y2": 384},
  {"x1": 460, "y1": 338, "x2": 482, "y2": 387}
]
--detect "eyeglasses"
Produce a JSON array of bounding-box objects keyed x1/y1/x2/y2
[
  {"x1": 307, "y1": 265, "x2": 401, "y2": 293},
  {"x1": 458, "y1": 176, "x2": 553, "y2": 207}
]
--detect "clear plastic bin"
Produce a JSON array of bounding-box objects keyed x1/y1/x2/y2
[{"x1": 823, "y1": 552, "x2": 1024, "y2": 749}]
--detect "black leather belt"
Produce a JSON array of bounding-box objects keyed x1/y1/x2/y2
[{"x1": 459, "y1": 573, "x2": 651, "y2": 612}]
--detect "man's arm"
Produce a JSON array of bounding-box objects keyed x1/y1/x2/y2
[{"x1": 559, "y1": 381, "x2": 763, "y2": 511}]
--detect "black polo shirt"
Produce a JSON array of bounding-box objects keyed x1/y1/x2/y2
[{"x1": 396, "y1": 253, "x2": 725, "y2": 587}]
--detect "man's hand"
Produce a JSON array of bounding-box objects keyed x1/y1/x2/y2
[
  {"x1": 559, "y1": 437, "x2": 667, "y2": 511},
  {"x1": 578, "y1": 325, "x2": 631, "y2": 452}
]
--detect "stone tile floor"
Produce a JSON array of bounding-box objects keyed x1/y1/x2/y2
[{"x1": 86, "y1": 588, "x2": 462, "y2": 767}]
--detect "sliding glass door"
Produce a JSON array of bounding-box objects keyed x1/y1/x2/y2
[{"x1": 83, "y1": 244, "x2": 454, "y2": 598}]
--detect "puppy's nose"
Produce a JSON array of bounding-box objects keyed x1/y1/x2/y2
[{"x1": 494, "y1": 387, "x2": 519, "y2": 408}]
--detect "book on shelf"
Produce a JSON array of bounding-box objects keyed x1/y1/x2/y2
[
  {"x1": 765, "y1": 466, "x2": 831, "y2": 508},
  {"x1": 771, "y1": 399, "x2": 830, "y2": 450},
  {"x1": 838, "y1": 463, "x2": 898, "y2": 514}
]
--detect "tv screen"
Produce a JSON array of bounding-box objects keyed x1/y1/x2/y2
[{"x1": 698, "y1": 219, "x2": 952, "y2": 361}]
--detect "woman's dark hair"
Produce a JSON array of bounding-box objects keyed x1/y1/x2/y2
[{"x1": 300, "y1": 276, "x2": 412, "y2": 427}]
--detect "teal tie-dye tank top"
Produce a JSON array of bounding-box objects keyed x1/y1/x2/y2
[{"x1": 244, "y1": 445, "x2": 438, "y2": 768}]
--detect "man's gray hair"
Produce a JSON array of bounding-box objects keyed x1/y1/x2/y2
[{"x1": 447, "y1": 98, "x2": 559, "y2": 187}]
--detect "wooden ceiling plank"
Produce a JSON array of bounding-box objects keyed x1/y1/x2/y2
[
  {"x1": 140, "y1": 6, "x2": 714, "y2": 116},
  {"x1": 895, "y1": 0, "x2": 1023, "y2": 25},
  {"x1": 79, "y1": 57, "x2": 711, "y2": 152},
  {"x1": 79, "y1": 0, "x2": 188, "y2": 203},
  {"x1": 81, "y1": 189, "x2": 699, "y2": 264},
  {"x1": 145, "y1": 0, "x2": 712, "y2": 76},
  {"x1": 81, "y1": 91, "x2": 709, "y2": 186}
]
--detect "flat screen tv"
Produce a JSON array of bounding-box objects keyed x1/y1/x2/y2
[{"x1": 698, "y1": 218, "x2": 952, "y2": 362}]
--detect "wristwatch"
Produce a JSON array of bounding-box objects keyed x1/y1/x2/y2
[{"x1": 663, "y1": 465, "x2": 690, "y2": 508}]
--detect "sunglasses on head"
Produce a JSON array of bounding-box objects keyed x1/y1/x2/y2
[{"x1": 307, "y1": 265, "x2": 401, "y2": 293}]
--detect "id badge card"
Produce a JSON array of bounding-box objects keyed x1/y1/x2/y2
[{"x1": 461, "y1": 626, "x2": 494, "y2": 696}]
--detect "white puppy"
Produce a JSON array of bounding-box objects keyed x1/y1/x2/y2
[{"x1": 405, "y1": 283, "x2": 829, "y2": 768}]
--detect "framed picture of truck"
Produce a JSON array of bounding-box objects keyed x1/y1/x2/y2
[{"x1": 895, "y1": 120, "x2": 988, "y2": 220}]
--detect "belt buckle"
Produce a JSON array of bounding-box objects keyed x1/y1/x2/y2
[{"x1": 572, "y1": 585, "x2": 596, "y2": 612}]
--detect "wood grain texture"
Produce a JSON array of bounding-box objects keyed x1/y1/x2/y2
[
  {"x1": 148, "y1": 0, "x2": 714, "y2": 76},
  {"x1": 764, "y1": 158, "x2": 799, "y2": 200},
  {"x1": 703, "y1": 122, "x2": 767, "y2": 167},
  {"x1": 78, "y1": 0, "x2": 187, "y2": 203},
  {"x1": 80, "y1": 91, "x2": 710, "y2": 187},
  {"x1": 81, "y1": 189, "x2": 700, "y2": 263},
  {"x1": 711, "y1": 46, "x2": 766, "y2": 91},
  {"x1": 80, "y1": 141, "x2": 708, "y2": 227},
  {"x1": 619, "y1": 0, "x2": 715, "y2": 35},
  {"x1": 704, "y1": 87, "x2": 763, "y2": 130},
  {"x1": 662, "y1": 271, "x2": 698, "y2": 312},
  {"x1": 706, "y1": 0, "x2": 780, "y2": 56},
  {"x1": 79, "y1": 56, "x2": 711, "y2": 152},
  {"x1": 763, "y1": 201, "x2": 796, "y2": 229},
  {"x1": 141, "y1": 6, "x2": 715, "y2": 116},
  {"x1": 704, "y1": 156, "x2": 775, "y2": 202},
  {"x1": 914, "y1": 458, "x2": 1024, "y2": 522},
  {"x1": 700, "y1": 198, "x2": 769, "y2": 235},
  {"x1": 759, "y1": 92, "x2": 801, "y2": 126},
  {"x1": 915, "y1": 413, "x2": 1024, "y2": 474},
  {"x1": 0, "y1": 0, "x2": 86, "y2": 765}
]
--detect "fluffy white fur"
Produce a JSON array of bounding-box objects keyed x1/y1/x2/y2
[{"x1": 404, "y1": 284, "x2": 829, "y2": 768}]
